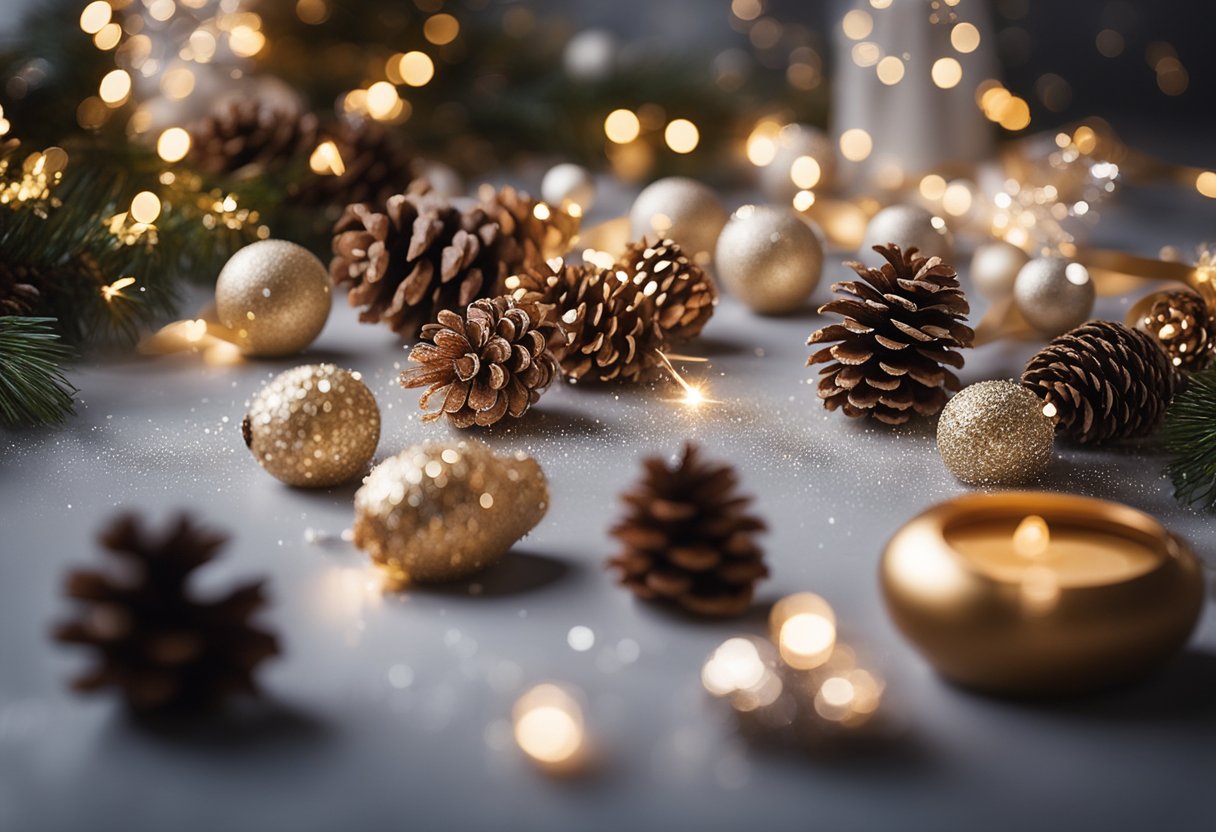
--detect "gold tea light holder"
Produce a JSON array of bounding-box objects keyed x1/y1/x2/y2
[{"x1": 881, "y1": 492, "x2": 1205, "y2": 697}]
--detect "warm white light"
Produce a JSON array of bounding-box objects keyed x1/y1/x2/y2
[
  {"x1": 99, "y1": 69, "x2": 131, "y2": 105},
  {"x1": 156, "y1": 127, "x2": 191, "y2": 163},
  {"x1": 789, "y1": 155, "x2": 821, "y2": 189},
  {"x1": 839, "y1": 128, "x2": 872, "y2": 162},
  {"x1": 366, "y1": 81, "x2": 400, "y2": 120},
  {"x1": 513, "y1": 684, "x2": 585, "y2": 769},
  {"x1": 129, "y1": 191, "x2": 161, "y2": 224},
  {"x1": 399, "y1": 51, "x2": 435, "y2": 86},
  {"x1": 842, "y1": 9, "x2": 873, "y2": 40},
  {"x1": 876, "y1": 56, "x2": 905, "y2": 85},
  {"x1": 1013, "y1": 515, "x2": 1050, "y2": 559},
  {"x1": 80, "y1": 1, "x2": 112, "y2": 34},
  {"x1": 604, "y1": 109, "x2": 640, "y2": 143},
  {"x1": 932, "y1": 57, "x2": 963, "y2": 89},
  {"x1": 951, "y1": 22, "x2": 981, "y2": 53},
  {"x1": 664, "y1": 119, "x2": 699, "y2": 154}
]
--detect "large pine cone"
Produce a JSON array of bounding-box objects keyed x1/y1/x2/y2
[
  {"x1": 52, "y1": 514, "x2": 279, "y2": 713},
  {"x1": 608, "y1": 443, "x2": 767, "y2": 617},
  {"x1": 400, "y1": 296, "x2": 558, "y2": 427},
  {"x1": 1133, "y1": 289, "x2": 1214, "y2": 373},
  {"x1": 187, "y1": 99, "x2": 318, "y2": 177},
  {"x1": 297, "y1": 117, "x2": 417, "y2": 213},
  {"x1": 0, "y1": 260, "x2": 44, "y2": 316},
  {"x1": 808, "y1": 244, "x2": 974, "y2": 425},
  {"x1": 1022, "y1": 320, "x2": 1176, "y2": 444}
]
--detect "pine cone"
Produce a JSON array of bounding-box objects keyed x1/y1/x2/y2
[
  {"x1": 618, "y1": 237, "x2": 717, "y2": 342},
  {"x1": 297, "y1": 117, "x2": 417, "y2": 212},
  {"x1": 807, "y1": 244, "x2": 974, "y2": 425},
  {"x1": 52, "y1": 514, "x2": 279, "y2": 713},
  {"x1": 0, "y1": 260, "x2": 44, "y2": 316},
  {"x1": 1022, "y1": 320, "x2": 1176, "y2": 444},
  {"x1": 1134, "y1": 289, "x2": 1214, "y2": 373},
  {"x1": 187, "y1": 99, "x2": 318, "y2": 177},
  {"x1": 608, "y1": 443, "x2": 767, "y2": 617},
  {"x1": 400, "y1": 296, "x2": 558, "y2": 427},
  {"x1": 330, "y1": 179, "x2": 501, "y2": 338},
  {"x1": 478, "y1": 184, "x2": 580, "y2": 273}
]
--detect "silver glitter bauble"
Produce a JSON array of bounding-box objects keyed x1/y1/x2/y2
[
  {"x1": 970, "y1": 240, "x2": 1029, "y2": 301},
  {"x1": 758, "y1": 124, "x2": 836, "y2": 203},
  {"x1": 216, "y1": 240, "x2": 331, "y2": 357},
  {"x1": 541, "y1": 163, "x2": 596, "y2": 213},
  {"x1": 937, "y1": 380, "x2": 1054, "y2": 486},
  {"x1": 714, "y1": 205, "x2": 823, "y2": 314},
  {"x1": 859, "y1": 205, "x2": 952, "y2": 265},
  {"x1": 353, "y1": 440, "x2": 549, "y2": 585},
  {"x1": 242, "y1": 364, "x2": 380, "y2": 487},
  {"x1": 1013, "y1": 256, "x2": 1095, "y2": 336},
  {"x1": 629, "y1": 177, "x2": 727, "y2": 266}
]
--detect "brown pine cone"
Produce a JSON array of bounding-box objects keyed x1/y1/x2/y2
[
  {"x1": 1134, "y1": 289, "x2": 1214, "y2": 373},
  {"x1": 0, "y1": 260, "x2": 44, "y2": 316},
  {"x1": 400, "y1": 296, "x2": 558, "y2": 427},
  {"x1": 608, "y1": 443, "x2": 767, "y2": 617},
  {"x1": 330, "y1": 179, "x2": 503, "y2": 338},
  {"x1": 506, "y1": 258, "x2": 657, "y2": 383},
  {"x1": 187, "y1": 99, "x2": 318, "y2": 178},
  {"x1": 297, "y1": 117, "x2": 417, "y2": 213},
  {"x1": 1022, "y1": 320, "x2": 1176, "y2": 444},
  {"x1": 808, "y1": 244, "x2": 974, "y2": 425},
  {"x1": 619, "y1": 237, "x2": 717, "y2": 343},
  {"x1": 52, "y1": 514, "x2": 279, "y2": 713},
  {"x1": 478, "y1": 184, "x2": 580, "y2": 275}
]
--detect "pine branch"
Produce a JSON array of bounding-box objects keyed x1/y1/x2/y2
[
  {"x1": 0, "y1": 316, "x2": 76, "y2": 427},
  {"x1": 1164, "y1": 367, "x2": 1216, "y2": 510}
]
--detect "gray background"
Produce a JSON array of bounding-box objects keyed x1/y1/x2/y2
[{"x1": 2, "y1": 172, "x2": 1215, "y2": 831}]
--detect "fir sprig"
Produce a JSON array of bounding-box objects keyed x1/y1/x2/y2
[
  {"x1": 1164, "y1": 366, "x2": 1216, "y2": 510},
  {"x1": 0, "y1": 316, "x2": 76, "y2": 427}
]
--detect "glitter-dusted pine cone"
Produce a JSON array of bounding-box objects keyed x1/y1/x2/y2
[
  {"x1": 0, "y1": 260, "x2": 44, "y2": 316},
  {"x1": 1134, "y1": 289, "x2": 1214, "y2": 373},
  {"x1": 608, "y1": 443, "x2": 767, "y2": 617},
  {"x1": 187, "y1": 99, "x2": 318, "y2": 177},
  {"x1": 1022, "y1": 319, "x2": 1176, "y2": 444},
  {"x1": 400, "y1": 296, "x2": 559, "y2": 428},
  {"x1": 807, "y1": 244, "x2": 974, "y2": 425},
  {"x1": 298, "y1": 117, "x2": 417, "y2": 212},
  {"x1": 52, "y1": 514, "x2": 279, "y2": 713},
  {"x1": 330, "y1": 179, "x2": 502, "y2": 338},
  {"x1": 618, "y1": 237, "x2": 717, "y2": 342},
  {"x1": 478, "y1": 184, "x2": 580, "y2": 274}
]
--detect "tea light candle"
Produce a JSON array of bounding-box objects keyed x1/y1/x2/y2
[{"x1": 881, "y1": 492, "x2": 1204, "y2": 696}]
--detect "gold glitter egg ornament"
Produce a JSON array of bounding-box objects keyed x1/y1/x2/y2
[
  {"x1": 629, "y1": 177, "x2": 727, "y2": 266},
  {"x1": 216, "y1": 239, "x2": 331, "y2": 357},
  {"x1": 242, "y1": 364, "x2": 380, "y2": 487},
  {"x1": 714, "y1": 205, "x2": 823, "y2": 314},
  {"x1": 937, "y1": 380, "x2": 1055, "y2": 486},
  {"x1": 354, "y1": 441, "x2": 549, "y2": 585}
]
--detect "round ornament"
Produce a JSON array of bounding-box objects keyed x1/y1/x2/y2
[
  {"x1": 714, "y1": 205, "x2": 823, "y2": 314},
  {"x1": 758, "y1": 124, "x2": 836, "y2": 203},
  {"x1": 563, "y1": 29, "x2": 618, "y2": 82},
  {"x1": 970, "y1": 240, "x2": 1029, "y2": 302},
  {"x1": 353, "y1": 440, "x2": 549, "y2": 585},
  {"x1": 541, "y1": 163, "x2": 597, "y2": 213},
  {"x1": 629, "y1": 177, "x2": 727, "y2": 266},
  {"x1": 936, "y1": 381, "x2": 1054, "y2": 486},
  {"x1": 859, "y1": 205, "x2": 952, "y2": 265},
  {"x1": 1012, "y1": 256, "x2": 1094, "y2": 336},
  {"x1": 242, "y1": 364, "x2": 380, "y2": 488},
  {"x1": 216, "y1": 239, "x2": 331, "y2": 357}
]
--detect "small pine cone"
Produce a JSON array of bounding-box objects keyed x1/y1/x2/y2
[
  {"x1": 1134, "y1": 289, "x2": 1214, "y2": 373},
  {"x1": 808, "y1": 244, "x2": 974, "y2": 425},
  {"x1": 52, "y1": 514, "x2": 279, "y2": 713},
  {"x1": 1022, "y1": 320, "x2": 1176, "y2": 444},
  {"x1": 400, "y1": 296, "x2": 558, "y2": 427},
  {"x1": 330, "y1": 179, "x2": 502, "y2": 338},
  {"x1": 506, "y1": 258, "x2": 658, "y2": 383},
  {"x1": 619, "y1": 237, "x2": 717, "y2": 342},
  {"x1": 478, "y1": 185, "x2": 580, "y2": 277},
  {"x1": 608, "y1": 444, "x2": 767, "y2": 617},
  {"x1": 297, "y1": 117, "x2": 417, "y2": 212},
  {"x1": 187, "y1": 99, "x2": 318, "y2": 177},
  {"x1": 0, "y1": 260, "x2": 44, "y2": 316}
]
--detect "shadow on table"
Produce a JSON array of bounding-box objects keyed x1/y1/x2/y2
[
  {"x1": 474, "y1": 406, "x2": 607, "y2": 440},
  {"x1": 417, "y1": 550, "x2": 573, "y2": 599},
  {"x1": 115, "y1": 697, "x2": 329, "y2": 751}
]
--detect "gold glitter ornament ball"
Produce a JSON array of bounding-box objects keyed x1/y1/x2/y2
[
  {"x1": 936, "y1": 380, "x2": 1054, "y2": 486},
  {"x1": 216, "y1": 240, "x2": 332, "y2": 357},
  {"x1": 1012, "y1": 256, "x2": 1095, "y2": 336},
  {"x1": 970, "y1": 240, "x2": 1029, "y2": 301},
  {"x1": 629, "y1": 177, "x2": 727, "y2": 266},
  {"x1": 714, "y1": 205, "x2": 823, "y2": 314},
  {"x1": 859, "y1": 205, "x2": 952, "y2": 267},
  {"x1": 354, "y1": 441, "x2": 549, "y2": 585},
  {"x1": 242, "y1": 364, "x2": 380, "y2": 487}
]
